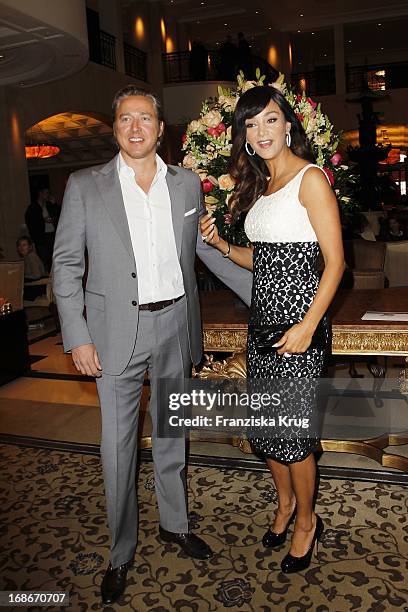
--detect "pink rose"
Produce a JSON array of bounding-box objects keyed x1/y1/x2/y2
[
  {"x1": 202, "y1": 179, "x2": 214, "y2": 193},
  {"x1": 224, "y1": 213, "x2": 233, "y2": 225},
  {"x1": 207, "y1": 127, "x2": 219, "y2": 137},
  {"x1": 307, "y1": 97, "x2": 317, "y2": 109},
  {"x1": 181, "y1": 133, "x2": 187, "y2": 144},
  {"x1": 296, "y1": 95, "x2": 302, "y2": 102},
  {"x1": 330, "y1": 152, "x2": 342, "y2": 166},
  {"x1": 216, "y1": 122, "x2": 226, "y2": 134},
  {"x1": 296, "y1": 112, "x2": 304, "y2": 122},
  {"x1": 323, "y1": 168, "x2": 335, "y2": 186}
]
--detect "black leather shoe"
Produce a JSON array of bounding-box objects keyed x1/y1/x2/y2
[
  {"x1": 262, "y1": 507, "x2": 296, "y2": 549},
  {"x1": 100, "y1": 560, "x2": 133, "y2": 605},
  {"x1": 159, "y1": 526, "x2": 213, "y2": 560},
  {"x1": 280, "y1": 515, "x2": 324, "y2": 574}
]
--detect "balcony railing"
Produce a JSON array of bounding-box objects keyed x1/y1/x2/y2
[
  {"x1": 346, "y1": 62, "x2": 408, "y2": 93},
  {"x1": 99, "y1": 30, "x2": 116, "y2": 70},
  {"x1": 290, "y1": 66, "x2": 336, "y2": 97},
  {"x1": 124, "y1": 43, "x2": 147, "y2": 82},
  {"x1": 163, "y1": 50, "x2": 277, "y2": 84}
]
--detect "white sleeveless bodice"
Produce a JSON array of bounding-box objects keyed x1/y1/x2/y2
[{"x1": 244, "y1": 164, "x2": 327, "y2": 243}]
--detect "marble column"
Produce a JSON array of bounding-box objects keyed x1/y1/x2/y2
[{"x1": 0, "y1": 87, "x2": 31, "y2": 260}]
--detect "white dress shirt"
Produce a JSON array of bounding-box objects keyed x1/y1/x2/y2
[{"x1": 117, "y1": 153, "x2": 184, "y2": 304}]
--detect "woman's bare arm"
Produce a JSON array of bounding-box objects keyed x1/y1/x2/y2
[
  {"x1": 200, "y1": 213, "x2": 254, "y2": 271},
  {"x1": 275, "y1": 167, "x2": 345, "y2": 354}
]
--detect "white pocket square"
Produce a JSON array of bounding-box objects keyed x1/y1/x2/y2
[{"x1": 184, "y1": 207, "x2": 197, "y2": 217}]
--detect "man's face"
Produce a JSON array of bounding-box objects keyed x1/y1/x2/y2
[
  {"x1": 114, "y1": 95, "x2": 164, "y2": 161},
  {"x1": 17, "y1": 239, "x2": 31, "y2": 257}
]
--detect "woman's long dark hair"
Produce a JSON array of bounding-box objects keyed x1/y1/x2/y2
[{"x1": 228, "y1": 86, "x2": 315, "y2": 219}]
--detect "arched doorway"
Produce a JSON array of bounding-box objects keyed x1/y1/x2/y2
[{"x1": 26, "y1": 111, "x2": 116, "y2": 206}]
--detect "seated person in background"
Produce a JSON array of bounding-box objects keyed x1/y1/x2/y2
[
  {"x1": 378, "y1": 215, "x2": 406, "y2": 241},
  {"x1": 356, "y1": 213, "x2": 376, "y2": 241},
  {"x1": 16, "y1": 236, "x2": 47, "y2": 301}
]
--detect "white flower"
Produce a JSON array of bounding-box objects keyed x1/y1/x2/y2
[
  {"x1": 314, "y1": 132, "x2": 331, "y2": 146},
  {"x1": 305, "y1": 117, "x2": 317, "y2": 135},
  {"x1": 218, "y1": 95, "x2": 237, "y2": 111},
  {"x1": 218, "y1": 174, "x2": 235, "y2": 191},
  {"x1": 202, "y1": 110, "x2": 222, "y2": 128},
  {"x1": 182, "y1": 151, "x2": 198, "y2": 170},
  {"x1": 188, "y1": 119, "x2": 203, "y2": 133},
  {"x1": 241, "y1": 80, "x2": 257, "y2": 93}
]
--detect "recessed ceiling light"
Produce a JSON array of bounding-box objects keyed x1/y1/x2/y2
[
  {"x1": 268, "y1": 26, "x2": 272, "y2": 30},
  {"x1": 311, "y1": 32, "x2": 315, "y2": 35},
  {"x1": 300, "y1": 13, "x2": 304, "y2": 17},
  {"x1": 297, "y1": 29, "x2": 301, "y2": 33},
  {"x1": 348, "y1": 39, "x2": 351, "y2": 43},
  {"x1": 298, "y1": 61, "x2": 302, "y2": 65},
  {"x1": 196, "y1": 20, "x2": 200, "y2": 24},
  {"x1": 255, "y1": 10, "x2": 259, "y2": 14},
  {"x1": 224, "y1": 23, "x2": 227, "y2": 26},
  {"x1": 381, "y1": 46, "x2": 384, "y2": 50},
  {"x1": 378, "y1": 23, "x2": 382, "y2": 26},
  {"x1": 324, "y1": 53, "x2": 327, "y2": 57}
]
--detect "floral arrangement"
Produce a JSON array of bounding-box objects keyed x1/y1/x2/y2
[{"x1": 182, "y1": 70, "x2": 359, "y2": 245}]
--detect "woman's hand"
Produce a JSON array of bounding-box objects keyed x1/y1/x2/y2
[
  {"x1": 274, "y1": 322, "x2": 315, "y2": 356},
  {"x1": 200, "y1": 213, "x2": 220, "y2": 246}
]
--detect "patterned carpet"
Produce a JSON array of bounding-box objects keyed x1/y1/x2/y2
[{"x1": 0, "y1": 444, "x2": 407, "y2": 611}]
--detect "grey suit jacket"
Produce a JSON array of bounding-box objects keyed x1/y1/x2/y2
[{"x1": 52, "y1": 155, "x2": 252, "y2": 376}]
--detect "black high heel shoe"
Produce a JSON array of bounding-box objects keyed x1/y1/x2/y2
[
  {"x1": 280, "y1": 514, "x2": 324, "y2": 573},
  {"x1": 262, "y1": 507, "x2": 296, "y2": 549}
]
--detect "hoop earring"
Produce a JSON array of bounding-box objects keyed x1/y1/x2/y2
[
  {"x1": 286, "y1": 132, "x2": 291, "y2": 148},
  {"x1": 245, "y1": 141, "x2": 256, "y2": 156}
]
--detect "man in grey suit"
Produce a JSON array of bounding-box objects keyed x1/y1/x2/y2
[{"x1": 52, "y1": 85, "x2": 252, "y2": 605}]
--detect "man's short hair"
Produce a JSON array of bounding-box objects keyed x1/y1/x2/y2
[{"x1": 111, "y1": 85, "x2": 164, "y2": 124}]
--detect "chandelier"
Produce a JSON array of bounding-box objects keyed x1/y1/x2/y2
[{"x1": 25, "y1": 123, "x2": 60, "y2": 159}]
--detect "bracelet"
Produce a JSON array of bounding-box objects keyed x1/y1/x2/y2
[{"x1": 222, "y1": 242, "x2": 231, "y2": 258}]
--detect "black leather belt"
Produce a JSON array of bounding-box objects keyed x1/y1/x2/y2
[{"x1": 139, "y1": 294, "x2": 184, "y2": 311}]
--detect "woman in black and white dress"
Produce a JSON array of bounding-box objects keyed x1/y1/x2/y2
[{"x1": 200, "y1": 86, "x2": 344, "y2": 573}]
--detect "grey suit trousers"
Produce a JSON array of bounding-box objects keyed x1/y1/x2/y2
[{"x1": 96, "y1": 296, "x2": 191, "y2": 567}]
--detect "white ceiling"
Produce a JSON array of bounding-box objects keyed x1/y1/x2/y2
[{"x1": 0, "y1": 1, "x2": 87, "y2": 87}]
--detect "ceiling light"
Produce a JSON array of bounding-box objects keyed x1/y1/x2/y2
[
  {"x1": 348, "y1": 40, "x2": 351, "y2": 43},
  {"x1": 224, "y1": 23, "x2": 227, "y2": 26},
  {"x1": 311, "y1": 32, "x2": 315, "y2": 35},
  {"x1": 381, "y1": 47, "x2": 384, "y2": 50},
  {"x1": 300, "y1": 13, "x2": 304, "y2": 17},
  {"x1": 25, "y1": 124, "x2": 60, "y2": 159},
  {"x1": 378, "y1": 23, "x2": 382, "y2": 26},
  {"x1": 255, "y1": 11, "x2": 259, "y2": 14},
  {"x1": 268, "y1": 26, "x2": 272, "y2": 30},
  {"x1": 297, "y1": 30, "x2": 301, "y2": 33}
]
